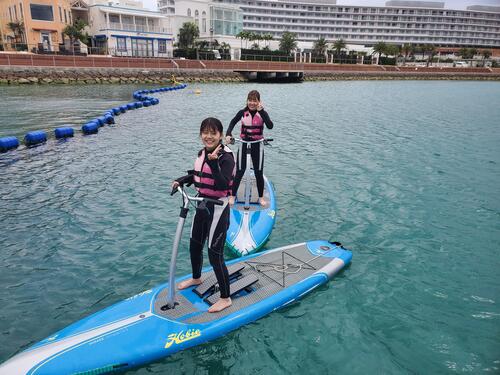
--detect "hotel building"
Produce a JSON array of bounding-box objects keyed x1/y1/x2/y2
[{"x1": 205, "y1": 0, "x2": 499, "y2": 49}]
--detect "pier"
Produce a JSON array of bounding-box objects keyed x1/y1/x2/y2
[{"x1": 235, "y1": 69, "x2": 304, "y2": 83}]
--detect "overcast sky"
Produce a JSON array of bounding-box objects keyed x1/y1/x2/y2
[{"x1": 141, "y1": 0, "x2": 500, "y2": 11}]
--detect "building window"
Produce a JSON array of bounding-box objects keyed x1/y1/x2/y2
[
  {"x1": 187, "y1": 8, "x2": 191, "y2": 17},
  {"x1": 64, "y1": 9, "x2": 68, "y2": 24},
  {"x1": 116, "y1": 36, "x2": 127, "y2": 51},
  {"x1": 158, "y1": 39, "x2": 167, "y2": 53},
  {"x1": 30, "y1": 4, "x2": 54, "y2": 21},
  {"x1": 19, "y1": 3, "x2": 23, "y2": 19},
  {"x1": 59, "y1": 6, "x2": 62, "y2": 22},
  {"x1": 9, "y1": 6, "x2": 13, "y2": 21},
  {"x1": 14, "y1": 5, "x2": 18, "y2": 20}
]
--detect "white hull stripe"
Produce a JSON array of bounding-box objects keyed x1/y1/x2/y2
[{"x1": 0, "y1": 312, "x2": 152, "y2": 375}]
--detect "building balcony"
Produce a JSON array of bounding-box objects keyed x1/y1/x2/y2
[{"x1": 108, "y1": 22, "x2": 171, "y2": 34}]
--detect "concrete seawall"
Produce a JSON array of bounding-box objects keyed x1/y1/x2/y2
[{"x1": 1, "y1": 63, "x2": 499, "y2": 85}]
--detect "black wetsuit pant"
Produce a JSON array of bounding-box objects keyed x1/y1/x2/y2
[
  {"x1": 190, "y1": 197, "x2": 230, "y2": 299},
  {"x1": 232, "y1": 142, "x2": 264, "y2": 198}
]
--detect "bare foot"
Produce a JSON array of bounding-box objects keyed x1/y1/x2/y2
[
  {"x1": 177, "y1": 278, "x2": 202, "y2": 290},
  {"x1": 258, "y1": 197, "x2": 267, "y2": 207},
  {"x1": 208, "y1": 298, "x2": 232, "y2": 313},
  {"x1": 228, "y1": 196, "x2": 235, "y2": 206}
]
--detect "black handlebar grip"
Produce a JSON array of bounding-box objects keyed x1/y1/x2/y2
[
  {"x1": 170, "y1": 187, "x2": 178, "y2": 196},
  {"x1": 204, "y1": 198, "x2": 224, "y2": 206},
  {"x1": 265, "y1": 138, "x2": 274, "y2": 142}
]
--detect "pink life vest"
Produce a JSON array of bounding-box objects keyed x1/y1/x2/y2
[
  {"x1": 193, "y1": 146, "x2": 235, "y2": 198},
  {"x1": 240, "y1": 110, "x2": 264, "y2": 141}
]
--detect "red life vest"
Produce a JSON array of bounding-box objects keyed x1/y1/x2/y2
[
  {"x1": 240, "y1": 110, "x2": 264, "y2": 140},
  {"x1": 193, "y1": 146, "x2": 235, "y2": 198}
]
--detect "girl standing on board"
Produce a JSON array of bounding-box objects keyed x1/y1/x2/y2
[
  {"x1": 225, "y1": 90, "x2": 274, "y2": 206},
  {"x1": 172, "y1": 118, "x2": 235, "y2": 313}
]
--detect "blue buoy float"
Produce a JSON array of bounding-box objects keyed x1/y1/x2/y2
[
  {"x1": 82, "y1": 122, "x2": 99, "y2": 135},
  {"x1": 104, "y1": 114, "x2": 115, "y2": 124},
  {"x1": 24, "y1": 130, "x2": 47, "y2": 146},
  {"x1": 0, "y1": 136, "x2": 19, "y2": 152},
  {"x1": 54, "y1": 127, "x2": 74, "y2": 139}
]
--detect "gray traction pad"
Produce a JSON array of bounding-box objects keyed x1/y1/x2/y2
[
  {"x1": 153, "y1": 243, "x2": 332, "y2": 323},
  {"x1": 194, "y1": 263, "x2": 245, "y2": 296},
  {"x1": 205, "y1": 274, "x2": 259, "y2": 305}
]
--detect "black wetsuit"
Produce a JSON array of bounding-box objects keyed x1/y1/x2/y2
[
  {"x1": 175, "y1": 148, "x2": 235, "y2": 299},
  {"x1": 226, "y1": 108, "x2": 273, "y2": 197}
]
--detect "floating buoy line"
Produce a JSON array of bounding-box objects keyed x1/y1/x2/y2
[{"x1": 0, "y1": 83, "x2": 187, "y2": 153}]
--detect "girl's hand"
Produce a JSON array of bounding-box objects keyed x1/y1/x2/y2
[
  {"x1": 225, "y1": 135, "x2": 233, "y2": 145},
  {"x1": 257, "y1": 101, "x2": 264, "y2": 111},
  {"x1": 171, "y1": 181, "x2": 180, "y2": 190},
  {"x1": 208, "y1": 144, "x2": 222, "y2": 160}
]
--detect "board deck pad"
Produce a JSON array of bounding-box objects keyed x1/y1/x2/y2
[
  {"x1": 205, "y1": 274, "x2": 259, "y2": 305},
  {"x1": 153, "y1": 243, "x2": 334, "y2": 324},
  {"x1": 194, "y1": 263, "x2": 246, "y2": 297}
]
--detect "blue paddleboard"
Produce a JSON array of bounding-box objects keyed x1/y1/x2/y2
[
  {"x1": 226, "y1": 175, "x2": 276, "y2": 256},
  {"x1": 0, "y1": 240, "x2": 351, "y2": 375}
]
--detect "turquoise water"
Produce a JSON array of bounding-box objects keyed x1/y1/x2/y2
[{"x1": 0, "y1": 81, "x2": 499, "y2": 374}]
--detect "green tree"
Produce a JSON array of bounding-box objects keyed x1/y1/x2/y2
[
  {"x1": 372, "y1": 41, "x2": 387, "y2": 64},
  {"x1": 332, "y1": 39, "x2": 346, "y2": 56},
  {"x1": 312, "y1": 37, "x2": 328, "y2": 56},
  {"x1": 262, "y1": 33, "x2": 274, "y2": 49},
  {"x1": 422, "y1": 44, "x2": 436, "y2": 67},
  {"x1": 7, "y1": 20, "x2": 25, "y2": 45},
  {"x1": 401, "y1": 43, "x2": 414, "y2": 65},
  {"x1": 236, "y1": 30, "x2": 251, "y2": 49},
  {"x1": 279, "y1": 31, "x2": 297, "y2": 55},
  {"x1": 220, "y1": 42, "x2": 231, "y2": 51},
  {"x1": 63, "y1": 19, "x2": 88, "y2": 52},
  {"x1": 481, "y1": 49, "x2": 492, "y2": 66},
  {"x1": 177, "y1": 22, "x2": 199, "y2": 49}
]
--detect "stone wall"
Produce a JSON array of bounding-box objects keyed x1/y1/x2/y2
[
  {"x1": 0, "y1": 67, "x2": 246, "y2": 85},
  {"x1": 1, "y1": 66, "x2": 499, "y2": 84}
]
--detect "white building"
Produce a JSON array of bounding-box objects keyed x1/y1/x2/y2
[
  {"x1": 73, "y1": 0, "x2": 174, "y2": 56},
  {"x1": 209, "y1": 0, "x2": 500, "y2": 50},
  {"x1": 158, "y1": 0, "x2": 243, "y2": 47}
]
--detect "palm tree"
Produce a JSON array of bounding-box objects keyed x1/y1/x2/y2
[
  {"x1": 422, "y1": 44, "x2": 436, "y2": 67},
  {"x1": 279, "y1": 31, "x2": 297, "y2": 55},
  {"x1": 332, "y1": 39, "x2": 346, "y2": 56},
  {"x1": 313, "y1": 37, "x2": 328, "y2": 56},
  {"x1": 481, "y1": 49, "x2": 492, "y2": 67},
  {"x1": 220, "y1": 42, "x2": 231, "y2": 51},
  {"x1": 177, "y1": 22, "x2": 199, "y2": 49},
  {"x1": 236, "y1": 30, "x2": 252, "y2": 49},
  {"x1": 401, "y1": 43, "x2": 413, "y2": 65},
  {"x1": 262, "y1": 33, "x2": 274, "y2": 49},
  {"x1": 372, "y1": 41, "x2": 387, "y2": 64}
]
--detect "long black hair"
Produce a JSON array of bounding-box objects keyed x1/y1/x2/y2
[{"x1": 200, "y1": 117, "x2": 223, "y2": 135}]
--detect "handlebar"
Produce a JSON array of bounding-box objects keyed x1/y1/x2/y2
[
  {"x1": 229, "y1": 137, "x2": 273, "y2": 145},
  {"x1": 171, "y1": 185, "x2": 224, "y2": 206}
]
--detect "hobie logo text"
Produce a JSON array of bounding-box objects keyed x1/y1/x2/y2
[{"x1": 165, "y1": 329, "x2": 201, "y2": 348}]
